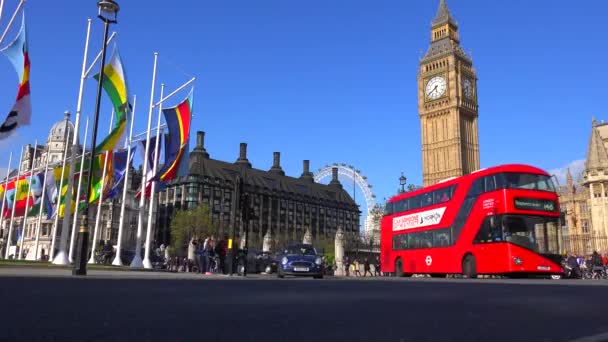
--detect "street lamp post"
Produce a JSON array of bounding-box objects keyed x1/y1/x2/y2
[
  {"x1": 73, "y1": 0, "x2": 119, "y2": 276},
  {"x1": 399, "y1": 172, "x2": 407, "y2": 194}
]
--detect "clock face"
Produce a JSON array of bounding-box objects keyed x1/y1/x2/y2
[
  {"x1": 425, "y1": 76, "x2": 447, "y2": 100},
  {"x1": 463, "y1": 78, "x2": 473, "y2": 99}
]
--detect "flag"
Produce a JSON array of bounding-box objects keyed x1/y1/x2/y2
[
  {"x1": 154, "y1": 91, "x2": 192, "y2": 183},
  {"x1": 0, "y1": 172, "x2": 43, "y2": 218},
  {"x1": 25, "y1": 171, "x2": 45, "y2": 215},
  {"x1": 93, "y1": 47, "x2": 130, "y2": 152},
  {"x1": 0, "y1": 14, "x2": 32, "y2": 140},
  {"x1": 0, "y1": 173, "x2": 38, "y2": 218},
  {"x1": 105, "y1": 147, "x2": 135, "y2": 199},
  {"x1": 136, "y1": 136, "x2": 160, "y2": 198},
  {"x1": 89, "y1": 151, "x2": 113, "y2": 204}
]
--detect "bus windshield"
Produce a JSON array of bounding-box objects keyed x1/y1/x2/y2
[{"x1": 501, "y1": 215, "x2": 560, "y2": 254}]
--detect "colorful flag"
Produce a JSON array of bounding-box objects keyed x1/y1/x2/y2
[
  {"x1": 154, "y1": 91, "x2": 192, "y2": 183},
  {"x1": 89, "y1": 151, "x2": 113, "y2": 204},
  {"x1": 0, "y1": 173, "x2": 40, "y2": 218},
  {"x1": 136, "y1": 136, "x2": 160, "y2": 198},
  {"x1": 93, "y1": 47, "x2": 130, "y2": 152},
  {"x1": 105, "y1": 147, "x2": 135, "y2": 199},
  {"x1": 0, "y1": 14, "x2": 32, "y2": 140}
]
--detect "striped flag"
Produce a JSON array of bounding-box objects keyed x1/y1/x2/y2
[
  {"x1": 0, "y1": 14, "x2": 32, "y2": 140},
  {"x1": 155, "y1": 91, "x2": 192, "y2": 183},
  {"x1": 93, "y1": 47, "x2": 130, "y2": 152}
]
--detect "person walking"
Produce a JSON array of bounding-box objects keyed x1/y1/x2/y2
[{"x1": 363, "y1": 258, "x2": 373, "y2": 277}]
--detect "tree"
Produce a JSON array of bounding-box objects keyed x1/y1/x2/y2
[{"x1": 170, "y1": 204, "x2": 214, "y2": 256}]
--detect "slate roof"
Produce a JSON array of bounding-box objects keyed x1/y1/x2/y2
[{"x1": 188, "y1": 156, "x2": 356, "y2": 207}]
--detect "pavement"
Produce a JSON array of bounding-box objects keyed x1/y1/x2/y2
[{"x1": 0, "y1": 267, "x2": 607, "y2": 342}]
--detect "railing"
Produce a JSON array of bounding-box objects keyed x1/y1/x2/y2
[{"x1": 561, "y1": 234, "x2": 608, "y2": 256}]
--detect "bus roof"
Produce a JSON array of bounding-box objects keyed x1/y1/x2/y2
[{"x1": 389, "y1": 164, "x2": 550, "y2": 203}]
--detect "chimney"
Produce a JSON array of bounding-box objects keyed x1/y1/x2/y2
[
  {"x1": 329, "y1": 166, "x2": 342, "y2": 188},
  {"x1": 193, "y1": 131, "x2": 209, "y2": 159},
  {"x1": 300, "y1": 159, "x2": 314, "y2": 182},
  {"x1": 269, "y1": 151, "x2": 285, "y2": 176},
  {"x1": 197, "y1": 131, "x2": 204, "y2": 148},
  {"x1": 235, "y1": 142, "x2": 252, "y2": 168},
  {"x1": 240, "y1": 143, "x2": 247, "y2": 159}
]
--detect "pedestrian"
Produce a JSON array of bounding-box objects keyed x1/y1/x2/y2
[
  {"x1": 353, "y1": 260, "x2": 362, "y2": 277},
  {"x1": 363, "y1": 258, "x2": 372, "y2": 277},
  {"x1": 374, "y1": 256, "x2": 381, "y2": 276},
  {"x1": 194, "y1": 239, "x2": 204, "y2": 274},
  {"x1": 344, "y1": 256, "x2": 350, "y2": 277}
]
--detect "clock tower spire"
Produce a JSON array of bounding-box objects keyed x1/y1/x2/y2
[{"x1": 418, "y1": 0, "x2": 480, "y2": 186}]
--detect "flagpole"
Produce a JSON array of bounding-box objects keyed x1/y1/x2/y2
[
  {"x1": 51, "y1": 21, "x2": 93, "y2": 266},
  {"x1": 131, "y1": 52, "x2": 158, "y2": 268},
  {"x1": 0, "y1": 151, "x2": 12, "y2": 258},
  {"x1": 50, "y1": 115, "x2": 71, "y2": 262},
  {"x1": 83, "y1": 32, "x2": 116, "y2": 78},
  {"x1": 4, "y1": 145, "x2": 23, "y2": 259},
  {"x1": 17, "y1": 139, "x2": 38, "y2": 259},
  {"x1": 112, "y1": 95, "x2": 136, "y2": 266},
  {"x1": 0, "y1": 0, "x2": 5, "y2": 33},
  {"x1": 143, "y1": 84, "x2": 164, "y2": 269},
  {"x1": 69, "y1": 116, "x2": 90, "y2": 263},
  {"x1": 33, "y1": 145, "x2": 51, "y2": 261},
  {"x1": 0, "y1": 0, "x2": 24, "y2": 47},
  {"x1": 88, "y1": 111, "x2": 114, "y2": 264}
]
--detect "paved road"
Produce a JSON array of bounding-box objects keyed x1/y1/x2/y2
[{"x1": 1, "y1": 268, "x2": 607, "y2": 342}]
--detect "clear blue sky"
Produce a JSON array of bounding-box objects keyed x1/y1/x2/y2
[{"x1": 0, "y1": 0, "x2": 605, "y2": 213}]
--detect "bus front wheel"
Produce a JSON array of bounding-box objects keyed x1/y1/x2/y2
[{"x1": 462, "y1": 254, "x2": 478, "y2": 279}]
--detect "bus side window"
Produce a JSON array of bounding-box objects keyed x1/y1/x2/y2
[
  {"x1": 484, "y1": 176, "x2": 496, "y2": 192},
  {"x1": 474, "y1": 217, "x2": 493, "y2": 243}
]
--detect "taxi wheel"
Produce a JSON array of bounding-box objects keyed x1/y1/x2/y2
[{"x1": 277, "y1": 268, "x2": 284, "y2": 279}]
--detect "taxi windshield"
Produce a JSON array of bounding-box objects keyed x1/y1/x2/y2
[{"x1": 285, "y1": 246, "x2": 316, "y2": 256}]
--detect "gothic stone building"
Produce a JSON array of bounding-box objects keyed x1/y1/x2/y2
[
  {"x1": 558, "y1": 119, "x2": 608, "y2": 255},
  {"x1": 418, "y1": 0, "x2": 480, "y2": 186},
  {"x1": 155, "y1": 131, "x2": 360, "y2": 249}
]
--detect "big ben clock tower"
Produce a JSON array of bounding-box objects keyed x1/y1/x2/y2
[{"x1": 418, "y1": 0, "x2": 480, "y2": 186}]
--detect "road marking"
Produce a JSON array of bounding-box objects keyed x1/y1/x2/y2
[{"x1": 570, "y1": 332, "x2": 608, "y2": 342}]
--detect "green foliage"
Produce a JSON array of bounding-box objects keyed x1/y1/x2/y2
[
  {"x1": 170, "y1": 204, "x2": 214, "y2": 255},
  {"x1": 314, "y1": 234, "x2": 335, "y2": 265}
]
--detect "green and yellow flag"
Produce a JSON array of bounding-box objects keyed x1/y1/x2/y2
[{"x1": 93, "y1": 46, "x2": 130, "y2": 152}]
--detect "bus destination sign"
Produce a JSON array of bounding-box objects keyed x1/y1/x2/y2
[{"x1": 514, "y1": 198, "x2": 557, "y2": 212}]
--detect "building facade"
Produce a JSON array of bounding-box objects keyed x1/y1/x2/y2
[
  {"x1": 155, "y1": 131, "x2": 360, "y2": 251},
  {"x1": 0, "y1": 112, "x2": 142, "y2": 260},
  {"x1": 418, "y1": 0, "x2": 480, "y2": 187},
  {"x1": 558, "y1": 119, "x2": 608, "y2": 255}
]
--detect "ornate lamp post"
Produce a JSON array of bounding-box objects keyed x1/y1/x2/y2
[
  {"x1": 73, "y1": 0, "x2": 120, "y2": 276},
  {"x1": 399, "y1": 172, "x2": 407, "y2": 194}
]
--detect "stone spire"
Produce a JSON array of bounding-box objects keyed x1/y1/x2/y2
[
  {"x1": 566, "y1": 168, "x2": 575, "y2": 194},
  {"x1": 432, "y1": 0, "x2": 457, "y2": 27},
  {"x1": 585, "y1": 123, "x2": 608, "y2": 171}
]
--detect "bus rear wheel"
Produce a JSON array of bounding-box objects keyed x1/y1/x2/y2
[
  {"x1": 462, "y1": 254, "x2": 478, "y2": 279},
  {"x1": 395, "y1": 259, "x2": 404, "y2": 277}
]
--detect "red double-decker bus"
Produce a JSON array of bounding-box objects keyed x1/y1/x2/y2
[{"x1": 380, "y1": 164, "x2": 564, "y2": 278}]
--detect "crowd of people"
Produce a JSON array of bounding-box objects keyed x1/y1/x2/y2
[
  {"x1": 564, "y1": 251, "x2": 608, "y2": 279},
  {"x1": 342, "y1": 255, "x2": 384, "y2": 277}
]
